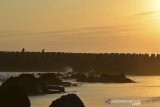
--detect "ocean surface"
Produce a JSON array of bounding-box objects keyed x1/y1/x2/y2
[{"x1": 0, "y1": 72, "x2": 160, "y2": 107}]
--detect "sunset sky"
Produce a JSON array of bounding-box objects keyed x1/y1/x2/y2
[{"x1": 0, "y1": 0, "x2": 160, "y2": 53}]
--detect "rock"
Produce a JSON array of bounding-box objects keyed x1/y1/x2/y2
[
  {"x1": 44, "y1": 85, "x2": 65, "y2": 94},
  {"x1": 38, "y1": 73, "x2": 65, "y2": 94},
  {"x1": 1, "y1": 73, "x2": 65, "y2": 95},
  {"x1": 49, "y1": 94, "x2": 85, "y2": 107},
  {"x1": 100, "y1": 73, "x2": 135, "y2": 83},
  {"x1": 0, "y1": 84, "x2": 30, "y2": 107},
  {"x1": 1, "y1": 74, "x2": 43, "y2": 95},
  {"x1": 85, "y1": 75, "x2": 99, "y2": 82},
  {"x1": 38, "y1": 73, "x2": 62, "y2": 86},
  {"x1": 61, "y1": 82, "x2": 72, "y2": 87},
  {"x1": 71, "y1": 73, "x2": 87, "y2": 82},
  {"x1": 73, "y1": 72, "x2": 135, "y2": 83}
]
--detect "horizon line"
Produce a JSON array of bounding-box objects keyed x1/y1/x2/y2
[{"x1": 0, "y1": 50, "x2": 159, "y2": 55}]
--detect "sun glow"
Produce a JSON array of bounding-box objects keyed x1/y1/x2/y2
[
  {"x1": 147, "y1": 0, "x2": 160, "y2": 32},
  {"x1": 151, "y1": 0, "x2": 160, "y2": 11}
]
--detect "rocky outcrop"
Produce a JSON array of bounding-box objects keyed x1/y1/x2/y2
[
  {"x1": 49, "y1": 94, "x2": 85, "y2": 107},
  {"x1": 99, "y1": 73, "x2": 135, "y2": 83},
  {"x1": 72, "y1": 73, "x2": 135, "y2": 83},
  {"x1": 38, "y1": 73, "x2": 62, "y2": 86},
  {"x1": 1, "y1": 73, "x2": 65, "y2": 95},
  {"x1": 1, "y1": 74, "x2": 43, "y2": 95},
  {"x1": 38, "y1": 73, "x2": 65, "y2": 94},
  {"x1": 0, "y1": 85, "x2": 31, "y2": 107},
  {"x1": 71, "y1": 73, "x2": 88, "y2": 82}
]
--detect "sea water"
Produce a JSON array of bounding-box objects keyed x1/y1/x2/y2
[{"x1": 0, "y1": 72, "x2": 160, "y2": 107}]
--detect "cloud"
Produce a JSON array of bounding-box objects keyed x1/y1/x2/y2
[
  {"x1": 0, "y1": 24, "x2": 131, "y2": 40},
  {"x1": 38, "y1": 25, "x2": 130, "y2": 36},
  {"x1": 136, "y1": 11, "x2": 160, "y2": 16}
]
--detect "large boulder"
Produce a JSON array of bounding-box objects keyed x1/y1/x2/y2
[
  {"x1": 38, "y1": 73, "x2": 64, "y2": 94},
  {"x1": 49, "y1": 94, "x2": 85, "y2": 107},
  {"x1": 100, "y1": 73, "x2": 135, "y2": 83},
  {"x1": 73, "y1": 72, "x2": 135, "y2": 83},
  {"x1": 1, "y1": 74, "x2": 43, "y2": 95},
  {"x1": 38, "y1": 73, "x2": 62, "y2": 86},
  {"x1": 2, "y1": 73, "x2": 65, "y2": 95},
  {"x1": 71, "y1": 73, "x2": 88, "y2": 82},
  {"x1": 0, "y1": 85, "x2": 30, "y2": 107}
]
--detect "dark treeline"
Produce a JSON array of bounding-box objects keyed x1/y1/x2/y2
[{"x1": 0, "y1": 51, "x2": 160, "y2": 75}]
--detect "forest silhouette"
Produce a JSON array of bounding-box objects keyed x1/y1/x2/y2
[{"x1": 0, "y1": 50, "x2": 159, "y2": 75}]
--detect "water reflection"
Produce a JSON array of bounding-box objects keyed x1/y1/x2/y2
[{"x1": 0, "y1": 72, "x2": 160, "y2": 107}]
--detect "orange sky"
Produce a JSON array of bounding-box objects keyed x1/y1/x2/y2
[{"x1": 0, "y1": 0, "x2": 160, "y2": 53}]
